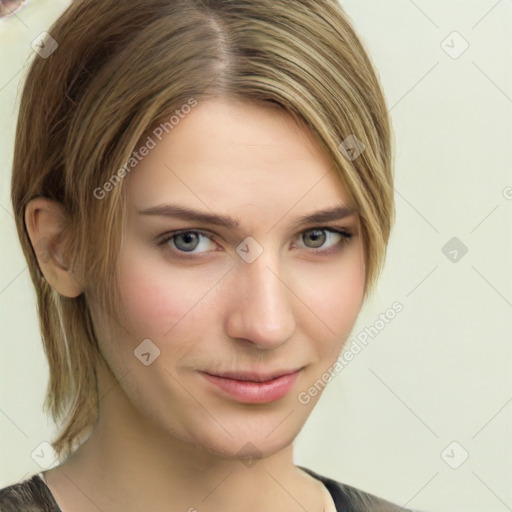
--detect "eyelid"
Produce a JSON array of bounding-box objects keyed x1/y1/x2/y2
[
  {"x1": 156, "y1": 228, "x2": 220, "y2": 254},
  {"x1": 156, "y1": 228, "x2": 219, "y2": 245},
  {"x1": 291, "y1": 226, "x2": 352, "y2": 254}
]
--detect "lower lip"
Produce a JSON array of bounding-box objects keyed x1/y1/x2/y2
[{"x1": 201, "y1": 370, "x2": 300, "y2": 404}]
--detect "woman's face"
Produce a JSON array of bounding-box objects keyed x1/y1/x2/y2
[{"x1": 92, "y1": 97, "x2": 365, "y2": 460}]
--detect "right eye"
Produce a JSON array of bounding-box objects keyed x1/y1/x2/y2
[{"x1": 158, "y1": 229, "x2": 219, "y2": 256}]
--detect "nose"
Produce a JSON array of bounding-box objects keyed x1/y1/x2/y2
[{"x1": 223, "y1": 249, "x2": 297, "y2": 350}]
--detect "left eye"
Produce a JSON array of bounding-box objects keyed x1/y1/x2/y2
[
  {"x1": 158, "y1": 227, "x2": 351, "y2": 257},
  {"x1": 298, "y1": 228, "x2": 347, "y2": 250}
]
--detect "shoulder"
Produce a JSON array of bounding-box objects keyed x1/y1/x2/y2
[
  {"x1": 0, "y1": 474, "x2": 61, "y2": 512},
  {"x1": 298, "y1": 465, "x2": 421, "y2": 512}
]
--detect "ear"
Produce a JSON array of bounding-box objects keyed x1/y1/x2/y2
[{"x1": 25, "y1": 198, "x2": 84, "y2": 298}]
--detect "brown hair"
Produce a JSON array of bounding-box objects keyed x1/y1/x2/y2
[{"x1": 11, "y1": 0, "x2": 394, "y2": 460}]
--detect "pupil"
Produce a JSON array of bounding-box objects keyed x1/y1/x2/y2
[
  {"x1": 305, "y1": 229, "x2": 325, "y2": 248},
  {"x1": 176, "y1": 233, "x2": 199, "y2": 251}
]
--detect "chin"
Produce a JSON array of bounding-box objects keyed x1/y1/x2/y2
[
  {"x1": 203, "y1": 437, "x2": 293, "y2": 463},
  {"x1": 180, "y1": 419, "x2": 299, "y2": 462}
]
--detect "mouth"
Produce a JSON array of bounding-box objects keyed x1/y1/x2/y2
[
  {"x1": 200, "y1": 368, "x2": 302, "y2": 404},
  {"x1": 203, "y1": 368, "x2": 302, "y2": 383}
]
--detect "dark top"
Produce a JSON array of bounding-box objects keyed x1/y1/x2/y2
[{"x1": 0, "y1": 466, "x2": 415, "y2": 511}]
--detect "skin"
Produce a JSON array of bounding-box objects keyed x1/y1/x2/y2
[{"x1": 26, "y1": 97, "x2": 366, "y2": 512}]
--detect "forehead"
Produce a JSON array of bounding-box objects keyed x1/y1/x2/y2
[{"x1": 125, "y1": 98, "x2": 353, "y2": 215}]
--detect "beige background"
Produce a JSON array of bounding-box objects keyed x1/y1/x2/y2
[{"x1": 1, "y1": 1, "x2": 511, "y2": 511}]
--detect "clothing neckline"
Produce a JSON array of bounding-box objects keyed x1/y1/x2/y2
[
  {"x1": 36, "y1": 471, "x2": 63, "y2": 512},
  {"x1": 297, "y1": 467, "x2": 338, "y2": 512},
  {"x1": 37, "y1": 468, "x2": 339, "y2": 512}
]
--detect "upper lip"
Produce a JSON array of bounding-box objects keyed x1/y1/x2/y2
[{"x1": 202, "y1": 368, "x2": 302, "y2": 382}]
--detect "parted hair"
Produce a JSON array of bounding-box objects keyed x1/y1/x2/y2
[{"x1": 11, "y1": 0, "x2": 394, "y2": 461}]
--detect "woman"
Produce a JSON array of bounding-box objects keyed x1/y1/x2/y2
[{"x1": 0, "y1": 0, "x2": 411, "y2": 510}]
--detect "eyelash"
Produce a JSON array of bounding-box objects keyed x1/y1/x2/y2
[{"x1": 156, "y1": 226, "x2": 353, "y2": 259}]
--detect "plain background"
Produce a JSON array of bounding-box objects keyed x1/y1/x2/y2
[{"x1": 1, "y1": 1, "x2": 511, "y2": 511}]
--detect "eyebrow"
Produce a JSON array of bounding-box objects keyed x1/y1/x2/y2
[{"x1": 137, "y1": 203, "x2": 356, "y2": 230}]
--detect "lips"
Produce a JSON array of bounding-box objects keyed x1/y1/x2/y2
[
  {"x1": 200, "y1": 369, "x2": 301, "y2": 403},
  {"x1": 203, "y1": 368, "x2": 302, "y2": 383}
]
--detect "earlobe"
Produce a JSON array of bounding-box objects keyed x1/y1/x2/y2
[{"x1": 25, "y1": 198, "x2": 84, "y2": 298}]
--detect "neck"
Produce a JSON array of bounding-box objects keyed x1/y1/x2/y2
[{"x1": 50, "y1": 358, "x2": 324, "y2": 512}]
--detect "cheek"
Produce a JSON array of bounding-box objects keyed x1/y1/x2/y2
[
  {"x1": 115, "y1": 249, "x2": 228, "y2": 340},
  {"x1": 326, "y1": 262, "x2": 365, "y2": 325},
  {"x1": 116, "y1": 255, "x2": 198, "y2": 337},
  {"x1": 115, "y1": 238, "x2": 364, "y2": 346},
  {"x1": 295, "y1": 254, "x2": 365, "y2": 351}
]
